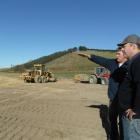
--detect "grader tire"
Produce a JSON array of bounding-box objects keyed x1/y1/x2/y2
[
  {"x1": 89, "y1": 75, "x2": 97, "y2": 84},
  {"x1": 34, "y1": 76, "x2": 42, "y2": 83},
  {"x1": 100, "y1": 78, "x2": 108, "y2": 85},
  {"x1": 42, "y1": 77, "x2": 48, "y2": 83}
]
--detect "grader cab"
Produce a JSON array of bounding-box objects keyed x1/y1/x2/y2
[{"x1": 22, "y1": 64, "x2": 57, "y2": 83}]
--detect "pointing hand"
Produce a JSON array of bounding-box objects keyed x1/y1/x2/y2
[{"x1": 77, "y1": 52, "x2": 91, "y2": 58}]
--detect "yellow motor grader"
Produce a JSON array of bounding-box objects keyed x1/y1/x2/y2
[{"x1": 21, "y1": 64, "x2": 57, "y2": 83}]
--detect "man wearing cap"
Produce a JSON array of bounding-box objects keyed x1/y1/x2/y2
[
  {"x1": 117, "y1": 34, "x2": 140, "y2": 140},
  {"x1": 77, "y1": 47, "x2": 128, "y2": 140}
]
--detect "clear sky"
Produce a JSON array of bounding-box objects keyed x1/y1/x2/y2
[{"x1": 0, "y1": 0, "x2": 140, "y2": 68}]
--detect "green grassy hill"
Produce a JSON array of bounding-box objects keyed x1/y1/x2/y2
[
  {"x1": 2, "y1": 49, "x2": 115, "y2": 78},
  {"x1": 46, "y1": 50, "x2": 115, "y2": 78}
]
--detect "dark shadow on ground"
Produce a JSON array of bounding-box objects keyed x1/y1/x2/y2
[{"x1": 87, "y1": 104, "x2": 110, "y2": 140}]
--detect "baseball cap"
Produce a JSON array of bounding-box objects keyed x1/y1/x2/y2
[{"x1": 117, "y1": 34, "x2": 140, "y2": 46}]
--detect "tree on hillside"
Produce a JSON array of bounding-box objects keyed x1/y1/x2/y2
[
  {"x1": 11, "y1": 50, "x2": 70, "y2": 72},
  {"x1": 79, "y1": 46, "x2": 88, "y2": 51},
  {"x1": 68, "y1": 47, "x2": 78, "y2": 53}
]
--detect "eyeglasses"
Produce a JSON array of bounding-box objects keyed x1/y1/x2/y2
[{"x1": 122, "y1": 43, "x2": 131, "y2": 48}]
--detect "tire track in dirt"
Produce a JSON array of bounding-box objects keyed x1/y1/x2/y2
[{"x1": 0, "y1": 78, "x2": 108, "y2": 140}]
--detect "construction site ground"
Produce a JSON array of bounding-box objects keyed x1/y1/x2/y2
[{"x1": 0, "y1": 74, "x2": 109, "y2": 140}]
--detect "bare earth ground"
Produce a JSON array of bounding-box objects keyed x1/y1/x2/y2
[{"x1": 0, "y1": 75, "x2": 109, "y2": 140}]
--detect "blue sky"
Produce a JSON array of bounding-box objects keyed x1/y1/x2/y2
[{"x1": 0, "y1": 0, "x2": 140, "y2": 68}]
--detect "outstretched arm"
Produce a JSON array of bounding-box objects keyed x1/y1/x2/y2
[{"x1": 77, "y1": 52, "x2": 115, "y2": 70}]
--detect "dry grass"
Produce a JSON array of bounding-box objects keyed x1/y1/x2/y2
[{"x1": 46, "y1": 51, "x2": 115, "y2": 78}]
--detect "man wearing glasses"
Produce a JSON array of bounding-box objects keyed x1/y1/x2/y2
[{"x1": 117, "y1": 34, "x2": 140, "y2": 140}]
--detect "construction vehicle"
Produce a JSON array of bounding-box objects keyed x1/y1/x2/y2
[
  {"x1": 74, "y1": 67, "x2": 110, "y2": 85},
  {"x1": 21, "y1": 64, "x2": 57, "y2": 83}
]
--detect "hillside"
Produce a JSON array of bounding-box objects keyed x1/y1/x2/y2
[
  {"x1": 9, "y1": 50, "x2": 70, "y2": 72},
  {"x1": 46, "y1": 51, "x2": 115, "y2": 71},
  {"x1": 45, "y1": 50, "x2": 115, "y2": 78},
  {"x1": 3, "y1": 49, "x2": 115, "y2": 78}
]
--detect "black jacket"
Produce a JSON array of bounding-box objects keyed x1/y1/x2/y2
[
  {"x1": 89, "y1": 55, "x2": 128, "y2": 100},
  {"x1": 118, "y1": 53, "x2": 140, "y2": 117}
]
